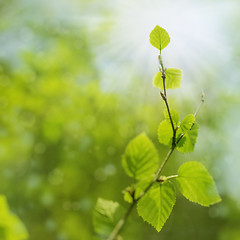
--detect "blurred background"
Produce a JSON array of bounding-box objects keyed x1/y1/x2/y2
[{"x1": 0, "y1": 0, "x2": 240, "y2": 239}]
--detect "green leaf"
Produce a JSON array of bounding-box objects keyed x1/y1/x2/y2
[
  {"x1": 177, "y1": 122, "x2": 199, "y2": 153},
  {"x1": 165, "y1": 68, "x2": 182, "y2": 89},
  {"x1": 93, "y1": 198, "x2": 123, "y2": 237},
  {"x1": 153, "y1": 68, "x2": 182, "y2": 90},
  {"x1": 176, "y1": 161, "x2": 221, "y2": 206},
  {"x1": 122, "y1": 186, "x2": 135, "y2": 203},
  {"x1": 152, "y1": 72, "x2": 163, "y2": 89},
  {"x1": 123, "y1": 191, "x2": 133, "y2": 203},
  {"x1": 122, "y1": 133, "x2": 159, "y2": 180},
  {"x1": 158, "y1": 120, "x2": 173, "y2": 146},
  {"x1": 180, "y1": 114, "x2": 195, "y2": 132},
  {"x1": 149, "y1": 25, "x2": 170, "y2": 51},
  {"x1": 164, "y1": 109, "x2": 179, "y2": 128},
  {"x1": 0, "y1": 195, "x2": 28, "y2": 240},
  {"x1": 137, "y1": 181, "x2": 176, "y2": 232}
]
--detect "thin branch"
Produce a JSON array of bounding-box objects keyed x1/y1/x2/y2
[
  {"x1": 176, "y1": 93, "x2": 205, "y2": 145},
  {"x1": 107, "y1": 201, "x2": 136, "y2": 240},
  {"x1": 106, "y1": 54, "x2": 196, "y2": 240},
  {"x1": 158, "y1": 54, "x2": 176, "y2": 146},
  {"x1": 160, "y1": 79, "x2": 176, "y2": 146},
  {"x1": 164, "y1": 174, "x2": 178, "y2": 180},
  {"x1": 107, "y1": 146, "x2": 176, "y2": 240},
  {"x1": 136, "y1": 147, "x2": 175, "y2": 201},
  {"x1": 194, "y1": 90, "x2": 205, "y2": 117}
]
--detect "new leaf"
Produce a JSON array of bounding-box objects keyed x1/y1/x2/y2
[
  {"x1": 122, "y1": 133, "x2": 159, "y2": 180},
  {"x1": 153, "y1": 68, "x2": 182, "y2": 90},
  {"x1": 176, "y1": 114, "x2": 198, "y2": 153},
  {"x1": 150, "y1": 25, "x2": 170, "y2": 51},
  {"x1": 137, "y1": 181, "x2": 176, "y2": 232},
  {"x1": 176, "y1": 161, "x2": 221, "y2": 206}
]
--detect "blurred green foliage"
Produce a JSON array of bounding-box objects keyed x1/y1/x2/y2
[
  {"x1": 0, "y1": 195, "x2": 28, "y2": 240},
  {"x1": 0, "y1": 1, "x2": 240, "y2": 240}
]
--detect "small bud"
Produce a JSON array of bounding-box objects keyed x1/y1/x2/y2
[
  {"x1": 160, "y1": 91, "x2": 166, "y2": 101},
  {"x1": 201, "y1": 90, "x2": 205, "y2": 102}
]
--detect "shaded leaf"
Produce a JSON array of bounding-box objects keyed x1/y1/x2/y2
[
  {"x1": 93, "y1": 198, "x2": 123, "y2": 237},
  {"x1": 122, "y1": 186, "x2": 134, "y2": 203}
]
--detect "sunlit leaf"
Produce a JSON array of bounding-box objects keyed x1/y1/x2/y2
[
  {"x1": 176, "y1": 161, "x2": 221, "y2": 206},
  {"x1": 153, "y1": 68, "x2": 182, "y2": 90},
  {"x1": 137, "y1": 181, "x2": 176, "y2": 232},
  {"x1": 165, "y1": 68, "x2": 182, "y2": 89},
  {"x1": 149, "y1": 25, "x2": 170, "y2": 51},
  {"x1": 122, "y1": 133, "x2": 159, "y2": 180}
]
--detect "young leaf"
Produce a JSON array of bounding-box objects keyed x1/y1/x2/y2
[
  {"x1": 122, "y1": 133, "x2": 159, "y2": 180},
  {"x1": 149, "y1": 25, "x2": 170, "y2": 51},
  {"x1": 93, "y1": 198, "x2": 123, "y2": 237},
  {"x1": 165, "y1": 68, "x2": 182, "y2": 89},
  {"x1": 180, "y1": 114, "x2": 195, "y2": 132},
  {"x1": 137, "y1": 181, "x2": 176, "y2": 232},
  {"x1": 158, "y1": 120, "x2": 173, "y2": 146},
  {"x1": 153, "y1": 68, "x2": 182, "y2": 90},
  {"x1": 123, "y1": 190, "x2": 133, "y2": 203},
  {"x1": 177, "y1": 122, "x2": 199, "y2": 153},
  {"x1": 176, "y1": 161, "x2": 221, "y2": 206},
  {"x1": 122, "y1": 186, "x2": 135, "y2": 203}
]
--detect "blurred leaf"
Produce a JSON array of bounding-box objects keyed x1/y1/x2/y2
[
  {"x1": 122, "y1": 133, "x2": 159, "y2": 180},
  {"x1": 176, "y1": 161, "x2": 221, "y2": 206},
  {"x1": 153, "y1": 68, "x2": 182, "y2": 90},
  {"x1": 149, "y1": 25, "x2": 170, "y2": 51},
  {"x1": 93, "y1": 198, "x2": 123, "y2": 238},
  {"x1": 137, "y1": 182, "x2": 176, "y2": 232},
  {"x1": 123, "y1": 190, "x2": 133, "y2": 203},
  {"x1": 0, "y1": 195, "x2": 28, "y2": 240}
]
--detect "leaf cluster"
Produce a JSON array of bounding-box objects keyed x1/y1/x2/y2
[{"x1": 93, "y1": 25, "x2": 221, "y2": 239}]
